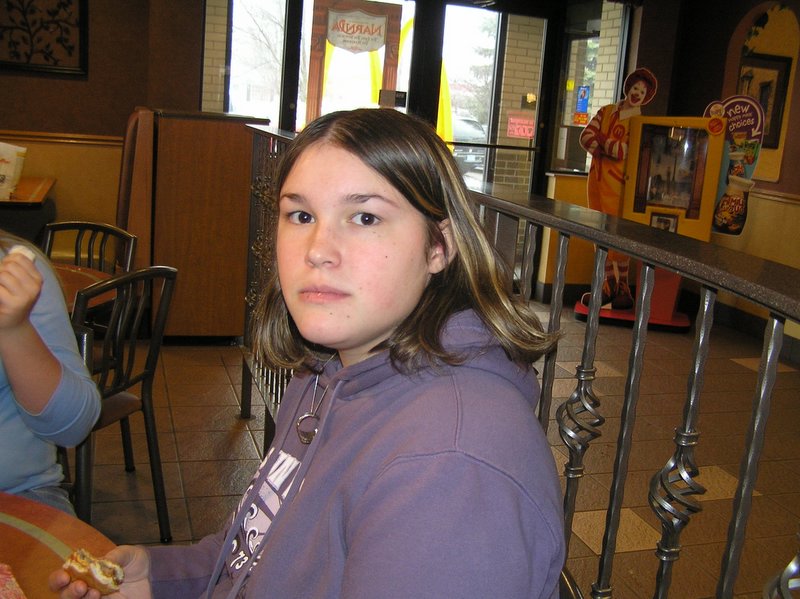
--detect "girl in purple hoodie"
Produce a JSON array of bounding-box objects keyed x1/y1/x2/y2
[{"x1": 52, "y1": 108, "x2": 565, "y2": 599}]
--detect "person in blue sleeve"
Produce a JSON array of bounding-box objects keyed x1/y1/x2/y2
[{"x1": 0, "y1": 230, "x2": 100, "y2": 515}]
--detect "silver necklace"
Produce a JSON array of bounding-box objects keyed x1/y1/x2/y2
[{"x1": 296, "y1": 371, "x2": 330, "y2": 444}]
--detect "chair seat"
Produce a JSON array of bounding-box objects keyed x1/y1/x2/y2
[{"x1": 93, "y1": 392, "x2": 141, "y2": 430}]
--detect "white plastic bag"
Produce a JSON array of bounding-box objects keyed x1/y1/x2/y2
[{"x1": 0, "y1": 142, "x2": 27, "y2": 200}]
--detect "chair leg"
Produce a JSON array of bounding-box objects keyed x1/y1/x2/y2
[
  {"x1": 141, "y1": 395, "x2": 172, "y2": 544},
  {"x1": 120, "y1": 417, "x2": 135, "y2": 472},
  {"x1": 74, "y1": 434, "x2": 94, "y2": 523}
]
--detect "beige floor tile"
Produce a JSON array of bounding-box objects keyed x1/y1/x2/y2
[
  {"x1": 571, "y1": 508, "x2": 660, "y2": 554},
  {"x1": 695, "y1": 464, "x2": 755, "y2": 502},
  {"x1": 731, "y1": 357, "x2": 797, "y2": 373}
]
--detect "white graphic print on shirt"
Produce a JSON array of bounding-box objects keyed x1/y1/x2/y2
[{"x1": 226, "y1": 449, "x2": 301, "y2": 573}]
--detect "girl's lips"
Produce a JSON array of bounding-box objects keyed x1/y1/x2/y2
[{"x1": 299, "y1": 286, "x2": 348, "y2": 302}]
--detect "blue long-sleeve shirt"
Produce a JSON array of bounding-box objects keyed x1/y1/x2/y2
[{"x1": 0, "y1": 244, "x2": 101, "y2": 494}]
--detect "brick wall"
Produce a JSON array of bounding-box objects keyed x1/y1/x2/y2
[
  {"x1": 493, "y1": 15, "x2": 545, "y2": 190},
  {"x1": 591, "y1": 2, "x2": 624, "y2": 114},
  {"x1": 202, "y1": 0, "x2": 229, "y2": 113}
]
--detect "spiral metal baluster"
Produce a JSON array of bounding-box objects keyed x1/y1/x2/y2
[
  {"x1": 649, "y1": 285, "x2": 716, "y2": 598},
  {"x1": 558, "y1": 247, "x2": 608, "y2": 545},
  {"x1": 763, "y1": 534, "x2": 800, "y2": 598}
]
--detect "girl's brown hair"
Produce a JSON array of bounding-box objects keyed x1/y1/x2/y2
[{"x1": 252, "y1": 108, "x2": 558, "y2": 372}]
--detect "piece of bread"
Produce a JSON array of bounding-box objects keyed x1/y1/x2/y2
[
  {"x1": 62, "y1": 548, "x2": 123, "y2": 595},
  {"x1": 8, "y1": 245, "x2": 36, "y2": 262}
]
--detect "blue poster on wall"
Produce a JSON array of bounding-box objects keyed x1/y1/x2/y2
[{"x1": 576, "y1": 86, "x2": 590, "y2": 114}]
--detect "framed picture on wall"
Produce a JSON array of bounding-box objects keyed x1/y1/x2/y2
[
  {"x1": 650, "y1": 212, "x2": 678, "y2": 233},
  {"x1": 0, "y1": 0, "x2": 88, "y2": 76},
  {"x1": 738, "y1": 52, "x2": 792, "y2": 149}
]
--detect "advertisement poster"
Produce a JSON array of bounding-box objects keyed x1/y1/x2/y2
[
  {"x1": 573, "y1": 85, "x2": 590, "y2": 126},
  {"x1": 704, "y1": 95, "x2": 764, "y2": 235}
]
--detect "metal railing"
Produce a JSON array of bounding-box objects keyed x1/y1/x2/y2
[{"x1": 242, "y1": 126, "x2": 800, "y2": 598}]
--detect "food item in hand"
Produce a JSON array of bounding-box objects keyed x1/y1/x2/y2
[
  {"x1": 8, "y1": 245, "x2": 36, "y2": 262},
  {"x1": 62, "y1": 548, "x2": 124, "y2": 595}
]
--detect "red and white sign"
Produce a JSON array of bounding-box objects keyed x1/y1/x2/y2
[
  {"x1": 507, "y1": 112, "x2": 534, "y2": 140},
  {"x1": 328, "y1": 9, "x2": 387, "y2": 53}
]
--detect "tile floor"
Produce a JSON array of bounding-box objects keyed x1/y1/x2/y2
[{"x1": 84, "y1": 304, "x2": 800, "y2": 599}]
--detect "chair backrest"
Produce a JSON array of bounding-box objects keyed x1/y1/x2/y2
[
  {"x1": 41, "y1": 220, "x2": 138, "y2": 274},
  {"x1": 117, "y1": 108, "x2": 150, "y2": 231},
  {"x1": 70, "y1": 266, "x2": 177, "y2": 398}
]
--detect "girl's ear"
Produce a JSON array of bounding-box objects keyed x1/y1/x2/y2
[{"x1": 428, "y1": 219, "x2": 457, "y2": 275}]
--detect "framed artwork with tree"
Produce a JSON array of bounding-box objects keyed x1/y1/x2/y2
[{"x1": 0, "y1": 0, "x2": 88, "y2": 76}]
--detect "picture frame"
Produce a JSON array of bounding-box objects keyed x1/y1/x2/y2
[
  {"x1": 650, "y1": 212, "x2": 678, "y2": 233},
  {"x1": 0, "y1": 0, "x2": 88, "y2": 76},
  {"x1": 738, "y1": 52, "x2": 792, "y2": 149}
]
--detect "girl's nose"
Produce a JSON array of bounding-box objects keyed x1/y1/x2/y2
[{"x1": 305, "y1": 224, "x2": 339, "y2": 267}]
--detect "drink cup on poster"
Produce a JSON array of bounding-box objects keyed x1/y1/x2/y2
[{"x1": 713, "y1": 175, "x2": 754, "y2": 235}]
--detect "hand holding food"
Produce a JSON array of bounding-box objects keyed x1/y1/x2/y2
[
  {"x1": 50, "y1": 545, "x2": 151, "y2": 599},
  {"x1": 62, "y1": 549, "x2": 124, "y2": 595},
  {"x1": 0, "y1": 244, "x2": 43, "y2": 330}
]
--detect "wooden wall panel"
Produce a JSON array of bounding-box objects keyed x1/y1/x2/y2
[{"x1": 151, "y1": 114, "x2": 257, "y2": 336}]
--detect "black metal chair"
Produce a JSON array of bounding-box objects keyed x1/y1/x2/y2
[
  {"x1": 70, "y1": 266, "x2": 177, "y2": 543},
  {"x1": 40, "y1": 220, "x2": 137, "y2": 274}
]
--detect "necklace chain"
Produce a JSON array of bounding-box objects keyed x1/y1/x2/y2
[{"x1": 295, "y1": 358, "x2": 334, "y2": 444}]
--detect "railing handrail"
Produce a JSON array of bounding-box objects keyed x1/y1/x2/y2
[{"x1": 471, "y1": 188, "x2": 800, "y2": 323}]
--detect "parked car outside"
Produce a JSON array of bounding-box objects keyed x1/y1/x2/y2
[{"x1": 451, "y1": 116, "x2": 488, "y2": 173}]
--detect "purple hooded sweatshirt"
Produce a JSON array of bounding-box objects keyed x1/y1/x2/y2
[{"x1": 147, "y1": 310, "x2": 564, "y2": 598}]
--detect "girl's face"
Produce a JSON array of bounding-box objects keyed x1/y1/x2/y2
[
  {"x1": 277, "y1": 143, "x2": 449, "y2": 367},
  {"x1": 626, "y1": 80, "x2": 648, "y2": 106}
]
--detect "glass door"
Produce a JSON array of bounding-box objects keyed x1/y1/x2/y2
[
  {"x1": 440, "y1": 6, "x2": 547, "y2": 194},
  {"x1": 219, "y1": 0, "x2": 601, "y2": 197},
  {"x1": 296, "y1": 0, "x2": 415, "y2": 130}
]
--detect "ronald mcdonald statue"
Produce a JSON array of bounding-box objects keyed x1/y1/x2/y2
[{"x1": 580, "y1": 67, "x2": 658, "y2": 310}]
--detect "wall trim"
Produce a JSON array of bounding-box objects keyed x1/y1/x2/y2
[
  {"x1": 0, "y1": 130, "x2": 122, "y2": 147},
  {"x1": 750, "y1": 187, "x2": 800, "y2": 205}
]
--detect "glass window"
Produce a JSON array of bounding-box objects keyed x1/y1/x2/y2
[
  {"x1": 228, "y1": 0, "x2": 287, "y2": 120},
  {"x1": 549, "y1": 1, "x2": 628, "y2": 173}
]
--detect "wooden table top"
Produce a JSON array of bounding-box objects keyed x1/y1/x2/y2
[
  {"x1": 0, "y1": 492, "x2": 115, "y2": 597},
  {"x1": 1, "y1": 177, "x2": 56, "y2": 206},
  {"x1": 53, "y1": 263, "x2": 114, "y2": 312}
]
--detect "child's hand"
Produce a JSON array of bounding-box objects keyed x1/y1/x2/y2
[{"x1": 0, "y1": 248, "x2": 43, "y2": 330}]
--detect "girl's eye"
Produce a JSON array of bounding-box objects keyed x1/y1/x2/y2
[
  {"x1": 352, "y1": 212, "x2": 380, "y2": 226},
  {"x1": 287, "y1": 211, "x2": 314, "y2": 224}
]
